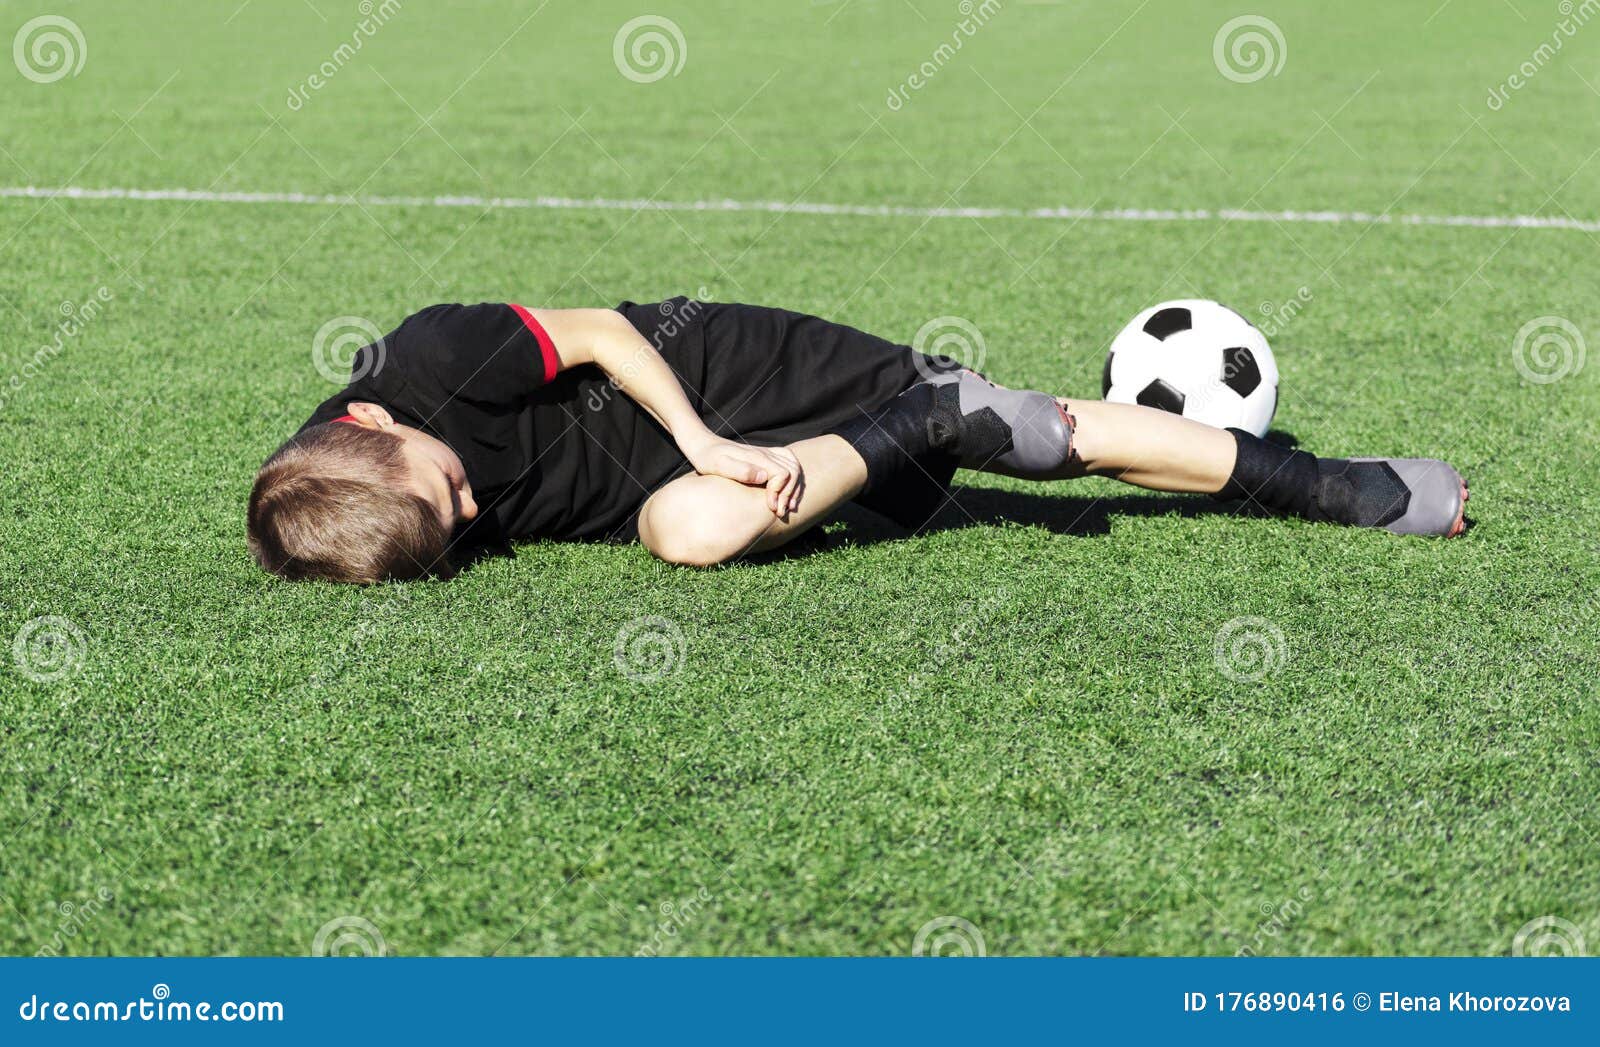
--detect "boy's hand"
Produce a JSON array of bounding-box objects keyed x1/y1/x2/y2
[{"x1": 683, "y1": 435, "x2": 805, "y2": 517}]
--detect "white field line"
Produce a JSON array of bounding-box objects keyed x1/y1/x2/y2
[{"x1": 2, "y1": 184, "x2": 1597, "y2": 233}]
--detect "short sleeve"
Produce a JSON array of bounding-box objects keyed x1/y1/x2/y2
[
  {"x1": 295, "y1": 303, "x2": 557, "y2": 434},
  {"x1": 387, "y1": 303, "x2": 558, "y2": 410}
]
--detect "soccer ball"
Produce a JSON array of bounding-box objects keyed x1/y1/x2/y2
[{"x1": 1102, "y1": 299, "x2": 1279, "y2": 436}]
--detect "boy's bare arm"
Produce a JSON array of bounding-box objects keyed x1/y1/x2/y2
[{"x1": 528, "y1": 308, "x2": 803, "y2": 515}]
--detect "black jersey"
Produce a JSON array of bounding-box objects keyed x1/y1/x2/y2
[{"x1": 301, "y1": 298, "x2": 931, "y2": 545}]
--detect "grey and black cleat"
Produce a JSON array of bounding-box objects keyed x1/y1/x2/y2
[
  {"x1": 1218, "y1": 429, "x2": 1469, "y2": 538},
  {"x1": 1321, "y1": 458, "x2": 1470, "y2": 538},
  {"x1": 924, "y1": 369, "x2": 1076, "y2": 478}
]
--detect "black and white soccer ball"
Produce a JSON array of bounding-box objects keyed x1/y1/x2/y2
[{"x1": 1102, "y1": 299, "x2": 1279, "y2": 437}]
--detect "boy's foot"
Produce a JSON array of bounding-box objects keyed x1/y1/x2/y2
[
  {"x1": 1344, "y1": 461, "x2": 1465, "y2": 541},
  {"x1": 1221, "y1": 430, "x2": 1469, "y2": 538},
  {"x1": 1336, "y1": 458, "x2": 1470, "y2": 537}
]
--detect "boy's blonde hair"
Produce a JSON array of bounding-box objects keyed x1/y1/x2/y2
[{"x1": 247, "y1": 422, "x2": 452, "y2": 584}]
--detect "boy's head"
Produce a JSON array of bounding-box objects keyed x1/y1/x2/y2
[{"x1": 247, "y1": 402, "x2": 479, "y2": 584}]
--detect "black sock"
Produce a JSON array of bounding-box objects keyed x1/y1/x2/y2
[
  {"x1": 1216, "y1": 429, "x2": 1410, "y2": 528},
  {"x1": 833, "y1": 385, "x2": 958, "y2": 528},
  {"x1": 1216, "y1": 428, "x2": 1319, "y2": 516}
]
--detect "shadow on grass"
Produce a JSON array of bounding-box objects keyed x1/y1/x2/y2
[
  {"x1": 756, "y1": 486, "x2": 1265, "y2": 562},
  {"x1": 450, "y1": 485, "x2": 1257, "y2": 574}
]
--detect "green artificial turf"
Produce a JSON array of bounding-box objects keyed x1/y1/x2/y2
[{"x1": 2, "y1": 0, "x2": 1598, "y2": 956}]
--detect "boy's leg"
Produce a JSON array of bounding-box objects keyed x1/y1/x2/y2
[
  {"x1": 640, "y1": 378, "x2": 973, "y2": 565},
  {"x1": 640, "y1": 407, "x2": 1244, "y2": 567},
  {"x1": 638, "y1": 434, "x2": 867, "y2": 566},
  {"x1": 922, "y1": 370, "x2": 1231, "y2": 489},
  {"x1": 933, "y1": 370, "x2": 1464, "y2": 535},
  {"x1": 1047, "y1": 398, "x2": 1235, "y2": 491},
  {"x1": 640, "y1": 388, "x2": 1467, "y2": 567},
  {"x1": 1005, "y1": 396, "x2": 1467, "y2": 536}
]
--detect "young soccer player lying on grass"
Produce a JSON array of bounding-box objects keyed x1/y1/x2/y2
[{"x1": 247, "y1": 299, "x2": 1469, "y2": 583}]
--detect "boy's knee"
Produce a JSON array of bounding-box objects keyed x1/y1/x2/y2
[
  {"x1": 945, "y1": 373, "x2": 1076, "y2": 477},
  {"x1": 1007, "y1": 392, "x2": 1075, "y2": 474},
  {"x1": 639, "y1": 477, "x2": 761, "y2": 567}
]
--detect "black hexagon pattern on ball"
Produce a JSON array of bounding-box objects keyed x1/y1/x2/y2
[
  {"x1": 1136, "y1": 378, "x2": 1186, "y2": 415},
  {"x1": 1221, "y1": 346, "x2": 1262, "y2": 397},
  {"x1": 1141, "y1": 307, "x2": 1192, "y2": 341}
]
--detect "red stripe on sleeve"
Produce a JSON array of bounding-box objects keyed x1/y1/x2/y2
[{"x1": 508, "y1": 303, "x2": 560, "y2": 383}]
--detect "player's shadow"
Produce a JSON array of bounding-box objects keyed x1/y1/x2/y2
[{"x1": 766, "y1": 487, "x2": 1263, "y2": 559}]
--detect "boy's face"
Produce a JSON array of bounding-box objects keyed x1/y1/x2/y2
[{"x1": 343, "y1": 402, "x2": 479, "y2": 528}]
